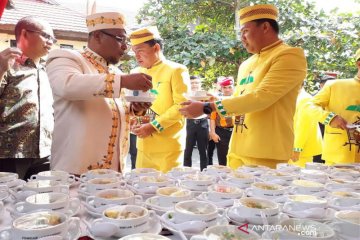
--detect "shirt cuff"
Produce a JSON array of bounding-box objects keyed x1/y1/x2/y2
[
  {"x1": 214, "y1": 100, "x2": 227, "y2": 117},
  {"x1": 151, "y1": 119, "x2": 164, "y2": 132},
  {"x1": 113, "y1": 74, "x2": 121, "y2": 97},
  {"x1": 323, "y1": 112, "x2": 336, "y2": 125},
  {"x1": 293, "y1": 148, "x2": 303, "y2": 152}
]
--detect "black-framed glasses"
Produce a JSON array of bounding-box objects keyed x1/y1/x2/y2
[
  {"x1": 26, "y1": 29, "x2": 57, "y2": 43},
  {"x1": 100, "y1": 30, "x2": 127, "y2": 44}
]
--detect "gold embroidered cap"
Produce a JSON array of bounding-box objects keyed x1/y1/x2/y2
[
  {"x1": 239, "y1": 4, "x2": 278, "y2": 25},
  {"x1": 355, "y1": 48, "x2": 360, "y2": 62},
  {"x1": 129, "y1": 26, "x2": 162, "y2": 46},
  {"x1": 86, "y1": 12, "x2": 126, "y2": 33}
]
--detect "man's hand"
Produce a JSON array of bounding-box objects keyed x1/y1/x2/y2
[
  {"x1": 122, "y1": 73, "x2": 152, "y2": 91},
  {"x1": 130, "y1": 102, "x2": 152, "y2": 116},
  {"x1": 290, "y1": 151, "x2": 300, "y2": 162},
  {"x1": 0, "y1": 47, "x2": 22, "y2": 73},
  {"x1": 179, "y1": 101, "x2": 204, "y2": 118},
  {"x1": 329, "y1": 115, "x2": 348, "y2": 130},
  {"x1": 209, "y1": 132, "x2": 220, "y2": 143},
  {"x1": 132, "y1": 123, "x2": 156, "y2": 138}
]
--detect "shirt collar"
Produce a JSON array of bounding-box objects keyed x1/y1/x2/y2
[
  {"x1": 147, "y1": 59, "x2": 163, "y2": 69},
  {"x1": 260, "y1": 39, "x2": 283, "y2": 53},
  {"x1": 83, "y1": 47, "x2": 108, "y2": 69},
  {"x1": 16, "y1": 55, "x2": 45, "y2": 69}
]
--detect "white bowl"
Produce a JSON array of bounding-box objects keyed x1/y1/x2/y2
[
  {"x1": 174, "y1": 200, "x2": 219, "y2": 227},
  {"x1": 234, "y1": 197, "x2": 279, "y2": 225},
  {"x1": 191, "y1": 225, "x2": 261, "y2": 240}
]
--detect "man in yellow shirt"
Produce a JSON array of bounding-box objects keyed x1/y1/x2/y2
[
  {"x1": 180, "y1": 4, "x2": 307, "y2": 169},
  {"x1": 305, "y1": 49, "x2": 360, "y2": 165},
  {"x1": 289, "y1": 87, "x2": 323, "y2": 167},
  {"x1": 130, "y1": 26, "x2": 190, "y2": 172}
]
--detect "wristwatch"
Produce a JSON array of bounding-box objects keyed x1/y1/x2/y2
[{"x1": 203, "y1": 102, "x2": 212, "y2": 114}]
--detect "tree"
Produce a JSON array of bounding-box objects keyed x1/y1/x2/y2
[{"x1": 133, "y1": 0, "x2": 359, "y2": 90}]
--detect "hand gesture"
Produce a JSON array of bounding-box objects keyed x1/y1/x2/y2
[
  {"x1": 0, "y1": 47, "x2": 22, "y2": 73},
  {"x1": 132, "y1": 123, "x2": 156, "y2": 138},
  {"x1": 122, "y1": 73, "x2": 152, "y2": 91},
  {"x1": 290, "y1": 151, "x2": 300, "y2": 162},
  {"x1": 329, "y1": 115, "x2": 348, "y2": 130},
  {"x1": 130, "y1": 102, "x2": 152, "y2": 116},
  {"x1": 179, "y1": 100, "x2": 204, "y2": 118},
  {"x1": 209, "y1": 132, "x2": 220, "y2": 143}
]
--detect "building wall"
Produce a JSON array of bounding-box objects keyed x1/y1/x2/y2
[{"x1": 0, "y1": 32, "x2": 87, "y2": 50}]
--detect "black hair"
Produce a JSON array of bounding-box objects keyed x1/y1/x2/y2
[
  {"x1": 15, "y1": 16, "x2": 44, "y2": 42},
  {"x1": 143, "y1": 38, "x2": 164, "y2": 50},
  {"x1": 190, "y1": 76, "x2": 200, "y2": 80},
  {"x1": 253, "y1": 18, "x2": 279, "y2": 34}
]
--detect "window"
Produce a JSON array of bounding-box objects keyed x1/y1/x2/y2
[
  {"x1": 60, "y1": 44, "x2": 73, "y2": 49},
  {"x1": 10, "y1": 40, "x2": 16, "y2": 47}
]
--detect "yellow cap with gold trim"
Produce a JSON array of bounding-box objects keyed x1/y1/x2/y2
[
  {"x1": 129, "y1": 26, "x2": 161, "y2": 46},
  {"x1": 355, "y1": 48, "x2": 360, "y2": 62},
  {"x1": 239, "y1": 4, "x2": 278, "y2": 25},
  {"x1": 86, "y1": 12, "x2": 126, "y2": 33}
]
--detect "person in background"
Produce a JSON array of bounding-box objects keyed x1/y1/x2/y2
[
  {"x1": 305, "y1": 48, "x2": 360, "y2": 165},
  {"x1": 209, "y1": 77, "x2": 234, "y2": 166},
  {"x1": 183, "y1": 76, "x2": 209, "y2": 171},
  {"x1": 46, "y1": 12, "x2": 152, "y2": 175},
  {"x1": 180, "y1": 4, "x2": 307, "y2": 169},
  {"x1": 129, "y1": 131, "x2": 137, "y2": 169},
  {"x1": 0, "y1": 16, "x2": 55, "y2": 179},
  {"x1": 289, "y1": 86, "x2": 322, "y2": 167},
  {"x1": 207, "y1": 77, "x2": 222, "y2": 165},
  {"x1": 130, "y1": 26, "x2": 190, "y2": 172}
]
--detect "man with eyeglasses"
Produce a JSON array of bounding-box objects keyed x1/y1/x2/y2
[
  {"x1": 46, "y1": 12, "x2": 153, "y2": 175},
  {"x1": 129, "y1": 26, "x2": 190, "y2": 173},
  {"x1": 0, "y1": 16, "x2": 55, "y2": 179}
]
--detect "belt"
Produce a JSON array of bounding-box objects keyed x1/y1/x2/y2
[
  {"x1": 216, "y1": 126, "x2": 233, "y2": 132},
  {"x1": 188, "y1": 118, "x2": 207, "y2": 124}
]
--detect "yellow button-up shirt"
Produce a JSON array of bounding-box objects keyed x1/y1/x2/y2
[
  {"x1": 134, "y1": 59, "x2": 190, "y2": 153},
  {"x1": 306, "y1": 77, "x2": 360, "y2": 164},
  {"x1": 214, "y1": 40, "x2": 307, "y2": 162}
]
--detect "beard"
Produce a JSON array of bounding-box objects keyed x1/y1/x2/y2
[{"x1": 108, "y1": 55, "x2": 121, "y2": 65}]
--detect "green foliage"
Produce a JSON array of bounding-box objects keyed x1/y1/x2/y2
[{"x1": 132, "y1": 0, "x2": 359, "y2": 90}]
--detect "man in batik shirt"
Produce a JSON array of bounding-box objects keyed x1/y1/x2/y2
[{"x1": 0, "y1": 16, "x2": 55, "y2": 179}]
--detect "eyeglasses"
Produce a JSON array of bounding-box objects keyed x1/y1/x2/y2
[
  {"x1": 100, "y1": 31, "x2": 127, "y2": 44},
  {"x1": 26, "y1": 29, "x2": 57, "y2": 43}
]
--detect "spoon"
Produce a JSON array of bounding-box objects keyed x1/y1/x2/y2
[
  {"x1": 83, "y1": 219, "x2": 118, "y2": 238},
  {"x1": 260, "y1": 210, "x2": 269, "y2": 226},
  {"x1": 83, "y1": 201, "x2": 117, "y2": 213},
  {"x1": 131, "y1": 185, "x2": 158, "y2": 194},
  {"x1": 160, "y1": 215, "x2": 207, "y2": 233}
]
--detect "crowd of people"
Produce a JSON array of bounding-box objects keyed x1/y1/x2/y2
[{"x1": 1, "y1": 3, "x2": 359, "y2": 179}]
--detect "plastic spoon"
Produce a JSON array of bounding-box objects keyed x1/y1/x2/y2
[
  {"x1": 160, "y1": 215, "x2": 207, "y2": 233},
  {"x1": 83, "y1": 219, "x2": 118, "y2": 238}
]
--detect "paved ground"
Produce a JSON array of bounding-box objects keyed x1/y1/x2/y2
[{"x1": 124, "y1": 146, "x2": 218, "y2": 172}]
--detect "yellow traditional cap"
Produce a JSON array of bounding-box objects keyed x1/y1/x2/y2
[
  {"x1": 86, "y1": 12, "x2": 126, "y2": 33},
  {"x1": 239, "y1": 4, "x2": 278, "y2": 25},
  {"x1": 355, "y1": 48, "x2": 360, "y2": 62},
  {"x1": 129, "y1": 26, "x2": 162, "y2": 46}
]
